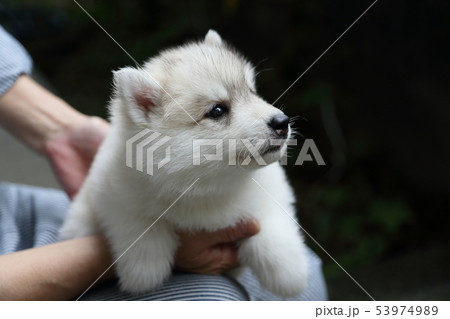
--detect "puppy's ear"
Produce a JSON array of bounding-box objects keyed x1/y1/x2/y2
[
  {"x1": 204, "y1": 29, "x2": 223, "y2": 46},
  {"x1": 113, "y1": 67, "x2": 160, "y2": 123}
]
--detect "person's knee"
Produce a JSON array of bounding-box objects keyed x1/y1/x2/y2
[
  {"x1": 159, "y1": 273, "x2": 249, "y2": 301},
  {"x1": 79, "y1": 274, "x2": 249, "y2": 301}
]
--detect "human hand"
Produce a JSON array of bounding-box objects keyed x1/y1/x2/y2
[
  {"x1": 0, "y1": 75, "x2": 109, "y2": 198},
  {"x1": 44, "y1": 116, "x2": 110, "y2": 199},
  {"x1": 174, "y1": 219, "x2": 260, "y2": 274}
]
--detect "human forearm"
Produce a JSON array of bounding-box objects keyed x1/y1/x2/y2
[
  {"x1": 0, "y1": 235, "x2": 114, "y2": 300},
  {"x1": 0, "y1": 75, "x2": 88, "y2": 154}
]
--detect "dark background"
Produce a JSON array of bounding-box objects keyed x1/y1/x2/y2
[{"x1": 2, "y1": 0, "x2": 449, "y2": 300}]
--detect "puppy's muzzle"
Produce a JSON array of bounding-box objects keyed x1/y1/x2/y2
[{"x1": 268, "y1": 114, "x2": 289, "y2": 138}]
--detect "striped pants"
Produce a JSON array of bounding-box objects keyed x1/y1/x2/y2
[{"x1": 0, "y1": 183, "x2": 328, "y2": 300}]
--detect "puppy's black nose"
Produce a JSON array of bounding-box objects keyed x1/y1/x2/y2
[{"x1": 269, "y1": 114, "x2": 289, "y2": 136}]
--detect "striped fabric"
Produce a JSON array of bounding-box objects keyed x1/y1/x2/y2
[
  {"x1": 0, "y1": 26, "x2": 32, "y2": 96},
  {"x1": 0, "y1": 183, "x2": 328, "y2": 300}
]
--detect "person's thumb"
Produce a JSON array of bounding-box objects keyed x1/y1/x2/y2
[{"x1": 211, "y1": 219, "x2": 260, "y2": 245}]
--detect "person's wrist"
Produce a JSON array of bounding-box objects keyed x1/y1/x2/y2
[
  {"x1": 41, "y1": 106, "x2": 88, "y2": 152},
  {"x1": 84, "y1": 235, "x2": 116, "y2": 282},
  {"x1": 0, "y1": 75, "x2": 90, "y2": 154}
]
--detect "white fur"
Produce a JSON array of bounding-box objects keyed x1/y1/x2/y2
[{"x1": 60, "y1": 30, "x2": 308, "y2": 297}]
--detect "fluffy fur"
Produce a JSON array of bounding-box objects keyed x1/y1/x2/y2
[{"x1": 60, "y1": 30, "x2": 308, "y2": 297}]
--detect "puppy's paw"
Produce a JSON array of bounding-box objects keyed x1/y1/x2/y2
[
  {"x1": 257, "y1": 255, "x2": 308, "y2": 298},
  {"x1": 240, "y1": 236, "x2": 309, "y2": 297},
  {"x1": 116, "y1": 256, "x2": 172, "y2": 294}
]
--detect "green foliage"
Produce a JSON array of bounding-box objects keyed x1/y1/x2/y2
[
  {"x1": 368, "y1": 200, "x2": 413, "y2": 234},
  {"x1": 300, "y1": 176, "x2": 414, "y2": 278}
]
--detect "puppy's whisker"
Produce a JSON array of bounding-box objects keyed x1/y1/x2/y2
[
  {"x1": 255, "y1": 57, "x2": 270, "y2": 69},
  {"x1": 255, "y1": 67, "x2": 275, "y2": 78},
  {"x1": 289, "y1": 115, "x2": 302, "y2": 122}
]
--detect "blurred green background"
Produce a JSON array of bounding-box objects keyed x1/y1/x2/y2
[{"x1": 2, "y1": 0, "x2": 449, "y2": 300}]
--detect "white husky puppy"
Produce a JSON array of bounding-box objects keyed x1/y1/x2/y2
[{"x1": 60, "y1": 30, "x2": 308, "y2": 297}]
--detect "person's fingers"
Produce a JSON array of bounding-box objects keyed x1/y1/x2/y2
[
  {"x1": 45, "y1": 138, "x2": 87, "y2": 199},
  {"x1": 209, "y1": 219, "x2": 260, "y2": 245},
  {"x1": 174, "y1": 220, "x2": 259, "y2": 274},
  {"x1": 90, "y1": 116, "x2": 110, "y2": 133},
  {"x1": 211, "y1": 243, "x2": 240, "y2": 272},
  {"x1": 180, "y1": 243, "x2": 240, "y2": 274},
  {"x1": 71, "y1": 116, "x2": 109, "y2": 163}
]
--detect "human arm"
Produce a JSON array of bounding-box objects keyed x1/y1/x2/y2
[
  {"x1": 0, "y1": 219, "x2": 259, "y2": 300},
  {"x1": 0, "y1": 26, "x2": 110, "y2": 198},
  {"x1": 0, "y1": 235, "x2": 113, "y2": 301},
  {"x1": 0, "y1": 75, "x2": 109, "y2": 199}
]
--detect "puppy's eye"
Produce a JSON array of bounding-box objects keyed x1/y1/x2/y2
[{"x1": 206, "y1": 104, "x2": 228, "y2": 119}]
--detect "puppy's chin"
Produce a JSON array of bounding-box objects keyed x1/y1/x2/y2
[
  {"x1": 261, "y1": 151, "x2": 283, "y2": 165},
  {"x1": 236, "y1": 142, "x2": 287, "y2": 168},
  {"x1": 261, "y1": 143, "x2": 287, "y2": 165}
]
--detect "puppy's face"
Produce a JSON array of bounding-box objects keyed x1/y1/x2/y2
[{"x1": 113, "y1": 30, "x2": 290, "y2": 174}]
